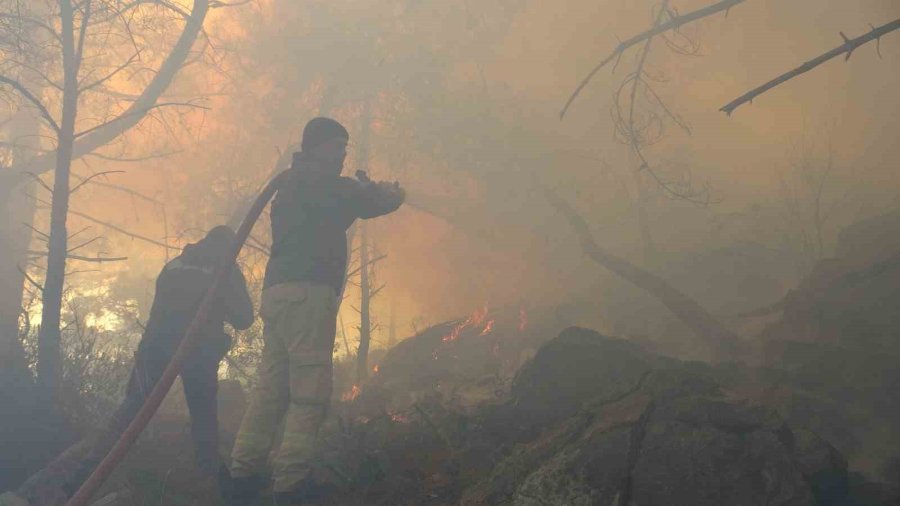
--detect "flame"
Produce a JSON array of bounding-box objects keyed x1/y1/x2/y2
[
  {"x1": 373, "y1": 364, "x2": 380, "y2": 374},
  {"x1": 390, "y1": 412, "x2": 410, "y2": 423},
  {"x1": 480, "y1": 319, "x2": 495, "y2": 336},
  {"x1": 342, "y1": 384, "x2": 361, "y2": 402},
  {"x1": 519, "y1": 307, "x2": 528, "y2": 332},
  {"x1": 443, "y1": 306, "x2": 489, "y2": 342}
]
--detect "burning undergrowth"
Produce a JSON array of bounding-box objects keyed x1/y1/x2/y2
[{"x1": 353, "y1": 305, "x2": 565, "y2": 415}]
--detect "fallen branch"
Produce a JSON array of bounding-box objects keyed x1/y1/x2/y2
[
  {"x1": 545, "y1": 188, "x2": 744, "y2": 358},
  {"x1": 721, "y1": 18, "x2": 900, "y2": 115},
  {"x1": 561, "y1": 0, "x2": 747, "y2": 118}
]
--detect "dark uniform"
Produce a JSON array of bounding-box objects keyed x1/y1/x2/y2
[{"x1": 68, "y1": 227, "x2": 253, "y2": 494}]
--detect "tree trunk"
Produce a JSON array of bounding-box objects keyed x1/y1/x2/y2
[
  {"x1": 545, "y1": 189, "x2": 745, "y2": 359},
  {"x1": 0, "y1": 120, "x2": 39, "y2": 379},
  {"x1": 355, "y1": 100, "x2": 373, "y2": 383},
  {"x1": 0, "y1": 181, "x2": 32, "y2": 377},
  {"x1": 36, "y1": 0, "x2": 79, "y2": 404},
  {"x1": 356, "y1": 221, "x2": 372, "y2": 384}
]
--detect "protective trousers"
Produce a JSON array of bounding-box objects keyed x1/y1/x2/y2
[{"x1": 230, "y1": 282, "x2": 337, "y2": 493}]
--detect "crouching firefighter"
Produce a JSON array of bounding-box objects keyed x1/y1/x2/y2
[
  {"x1": 226, "y1": 117, "x2": 405, "y2": 505},
  {"x1": 66, "y1": 225, "x2": 254, "y2": 497}
]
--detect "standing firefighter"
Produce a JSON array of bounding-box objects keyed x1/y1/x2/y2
[
  {"x1": 66, "y1": 226, "x2": 254, "y2": 497},
  {"x1": 228, "y1": 117, "x2": 405, "y2": 504}
]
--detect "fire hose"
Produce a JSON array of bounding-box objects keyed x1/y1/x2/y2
[{"x1": 65, "y1": 174, "x2": 285, "y2": 506}]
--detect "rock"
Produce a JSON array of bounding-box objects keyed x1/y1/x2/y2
[
  {"x1": 509, "y1": 327, "x2": 668, "y2": 432},
  {"x1": 464, "y1": 328, "x2": 860, "y2": 506}
]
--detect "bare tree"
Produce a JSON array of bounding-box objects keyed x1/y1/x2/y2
[{"x1": 0, "y1": 0, "x2": 212, "y2": 401}]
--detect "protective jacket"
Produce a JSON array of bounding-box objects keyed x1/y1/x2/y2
[{"x1": 264, "y1": 165, "x2": 404, "y2": 293}]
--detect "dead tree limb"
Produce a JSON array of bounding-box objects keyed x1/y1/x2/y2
[
  {"x1": 545, "y1": 188, "x2": 744, "y2": 359},
  {"x1": 560, "y1": 0, "x2": 747, "y2": 119},
  {"x1": 721, "y1": 18, "x2": 900, "y2": 115},
  {"x1": 65, "y1": 172, "x2": 285, "y2": 506}
]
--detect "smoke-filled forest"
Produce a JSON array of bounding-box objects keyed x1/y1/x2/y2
[{"x1": 1, "y1": 1, "x2": 899, "y2": 505}]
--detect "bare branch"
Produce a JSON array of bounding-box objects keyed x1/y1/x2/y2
[
  {"x1": 721, "y1": 18, "x2": 900, "y2": 115},
  {"x1": 17, "y1": 265, "x2": 43, "y2": 292},
  {"x1": 23, "y1": 222, "x2": 50, "y2": 242},
  {"x1": 71, "y1": 171, "x2": 163, "y2": 204},
  {"x1": 0, "y1": 74, "x2": 61, "y2": 132},
  {"x1": 70, "y1": 170, "x2": 125, "y2": 194},
  {"x1": 83, "y1": 148, "x2": 182, "y2": 163},
  {"x1": 370, "y1": 283, "x2": 387, "y2": 299},
  {"x1": 3, "y1": 58, "x2": 64, "y2": 91},
  {"x1": 0, "y1": 14, "x2": 62, "y2": 44},
  {"x1": 28, "y1": 249, "x2": 128, "y2": 263},
  {"x1": 75, "y1": 0, "x2": 93, "y2": 67},
  {"x1": 8, "y1": 0, "x2": 210, "y2": 178},
  {"x1": 68, "y1": 209, "x2": 180, "y2": 251},
  {"x1": 22, "y1": 171, "x2": 54, "y2": 195},
  {"x1": 560, "y1": 0, "x2": 746, "y2": 119},
  {"x1": 346, "y1": 253, "x2": 387, "y2": 278},
  {"x1": 78, "y1": 50, "x2": 141, "y2": 93},
  {"x1": 73, "y1": 101, "x2": 209, "y2": 138}
]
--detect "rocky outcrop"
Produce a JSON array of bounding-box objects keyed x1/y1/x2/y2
[{"x1": 463, "y1": 328, "x2": 866, "y2": 506}]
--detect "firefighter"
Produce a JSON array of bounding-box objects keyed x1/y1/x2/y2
[
  {"x1": 228, "y1": 117, "x2": 405, "y2": 505},
  {"x1": 67, "y1": 225, "x2": 253, "y2": 497}
]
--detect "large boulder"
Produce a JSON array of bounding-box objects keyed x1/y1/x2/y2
[
  {"x1": 508, "y1": 326, "x2": 669, "y2": 431},
  {"x1": 462, "y1": 328, "x2": 865, "y2": 506}
]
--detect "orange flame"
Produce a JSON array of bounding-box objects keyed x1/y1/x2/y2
[
  {"x1": 342, "y1": 384, "x2": 361, "y2": 402},
  {"x1": 480, "y1": 319, "x2": 495, "y2": 336},
  {"x1": 373, "y1": 364, "x2": 380, "y2": 374},
  {"x1": 443, "y1": 306, "x2": 489, "y2": 342}
]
